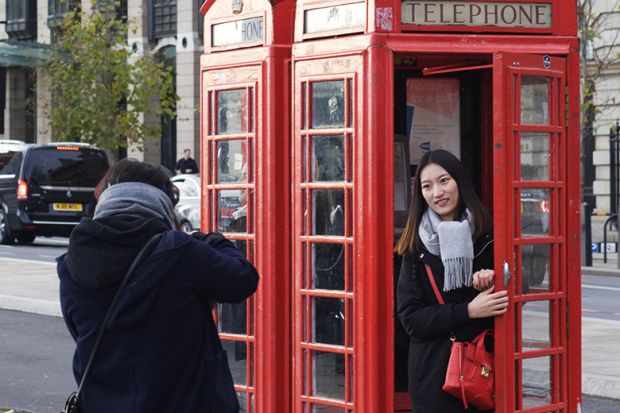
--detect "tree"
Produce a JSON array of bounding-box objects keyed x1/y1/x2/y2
[{"x1": 40, "y1": 1, "x2": 177, "y2": 151}]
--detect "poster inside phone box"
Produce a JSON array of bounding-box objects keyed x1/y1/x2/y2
[{"x1": 406, "y1": 78, "x2": 461, "y2": 164}]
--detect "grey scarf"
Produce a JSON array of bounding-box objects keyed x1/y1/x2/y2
[
  {"x1": 419, "y1": 208, "x2": 475, "y2": 291},
  {"x1": 94, "y1": 182, "x2": 175, "y2": 229}
]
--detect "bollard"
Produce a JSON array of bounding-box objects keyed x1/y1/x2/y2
[
  {"x1": 603, "y1": 215, "x2": 617, "y2": 264},
  {"x1": 582, "y1": 202, "x2": 592, "y2": 267},
  {"x1": 617, "y1": 205, "x2": 620, "y2": 269}
]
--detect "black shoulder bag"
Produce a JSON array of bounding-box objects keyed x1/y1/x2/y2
[{"x1": 61, "y1": 234, "x2": 162, "y2": 413}]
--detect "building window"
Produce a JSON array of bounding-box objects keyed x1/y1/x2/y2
[
  {"x1": 150, "y1": 0, "x2": 177, "y2": 39},
  {"x1": 96, "y1": 0, "x2": 127, "y2": 21},
  {"x1": 48, "y1": 0, "x2": 79, "y2": 29},
  {"x1": 6, "y1": 0, "x2": 37, "y2": 40}
]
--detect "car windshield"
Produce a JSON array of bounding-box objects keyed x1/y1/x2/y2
[
  {"x1": 25, "y1": 147, "x2": 108, "y2": 187},
  {"x1": 173, "y1": 177, "x2": 199, "y2": 198},
  {"x1": 0, "y1": 151, "x2": 20, "y2": 175}
]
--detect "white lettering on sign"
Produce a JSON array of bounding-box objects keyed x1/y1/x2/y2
[
  {"x1": 212, "y1": 17, "x2": 264, "y2": 47},
  {"x1": 401, "y1": 1, "x2": 552, "y2": 28},
  {"x1": 304, "y1": 2, "x2": 365, "y2": 34}
]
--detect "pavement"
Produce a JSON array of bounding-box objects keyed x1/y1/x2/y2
[{"x1": 0, "y1": 256, "x2": 619, "y2": 401}]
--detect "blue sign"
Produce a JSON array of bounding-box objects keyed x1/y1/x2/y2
[
  {"x1": 603, "y1": 242, "x2": 618, "y2": 253},
  {"x1": 591, "y1": 243, "x2": 618, "y2": 253}
]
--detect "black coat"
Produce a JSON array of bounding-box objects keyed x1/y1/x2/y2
[
  {"x1": 397, "y1": 230, "x2": 494, "y2": 413},
  {"x1": 175, "y1": 157, "x2": 199, "y2": 174},
  {"x1": 57, "y1": 215, "x2": 259, "y2": 412}
]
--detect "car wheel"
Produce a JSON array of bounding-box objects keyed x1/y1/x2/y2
[
  {"x1": 179, "y1": 220, "x2": 193, "y2": 233},
  {"x1": 0, "y1": 208, "x2": 15, "y2": 245},
  {"x1": 16, "y1": 232, "x2": 36, "y2": 245}
]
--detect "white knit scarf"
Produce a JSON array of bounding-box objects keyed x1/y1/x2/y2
[{"x1": 419, "y1": 208, "x2": 475, "y2": 291}]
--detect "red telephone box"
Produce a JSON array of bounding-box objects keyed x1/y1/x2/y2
[
  {"x1": 200, "y1": 1, "x2": 581, "y2": 412},
  {"x1": 200, "y1": 1, "x2": 294, "y2": 412}
]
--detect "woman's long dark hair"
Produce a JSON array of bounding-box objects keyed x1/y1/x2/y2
[
  {"x1": 395, "y1": 149, "x2": 491, "y2": 256},
  {"x1": 95, "y1": 158, "x2": 179, "y2": 207}
]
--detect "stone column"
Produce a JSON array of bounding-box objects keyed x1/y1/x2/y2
[
  {"x1": 36, "y1": 0, "x2": 52, "y2": 143},
  {"x1": 36, "y1": 71, "x2": 52, "y2": 143},
  {"x1": 127, "y1": 0, "x2": 152, "y2": 161},
  {"x1": 0, "y1": 0, "x2": 5, "y2": 139},
  {"x1": 176, "y1": 0, "x2": 202, "y2": 165}
]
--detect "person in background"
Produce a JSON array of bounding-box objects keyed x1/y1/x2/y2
[
  {"x1": 175, "y1": 148, "x2": 199, "y2": 174},
  {"x1": 57, "y1": 159, "x2": 258, "y2": 412},
  {"x1": 395, "y1": 149, "x2": 509, "y2": 413}
]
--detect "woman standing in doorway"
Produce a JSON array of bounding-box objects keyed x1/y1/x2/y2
[{"x1": 395, "y1": 149, "x2": 509, "y2": 412}]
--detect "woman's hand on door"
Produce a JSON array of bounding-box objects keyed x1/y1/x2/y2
[
  {"x1": 473, "y1": 269, "x2": 495, "y2": 291},
  {"x1": 467, "y1": 286, "x2": 509, "y2": 319}
]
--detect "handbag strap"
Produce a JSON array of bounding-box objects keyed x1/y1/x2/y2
[
  {"x1": 457, "y1": 344, "x2": 469, "y2": 409},
  {"x1": 472, "y1": 329, "x2": 493, "y2": 359},
  {"x1": 74, "y1": 233, "x2": 163, "y2": 397},
  {"x1": 426, "y1": 264, "x2": 472, "y2": 408},
  {"x1": 424, "y1": 264, "x2": 445, "y2": 304}
]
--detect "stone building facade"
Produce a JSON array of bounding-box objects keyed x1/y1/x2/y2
[
  {"x1": 0, "y1": 0, "x2": 202, "y2": 171},
  {"x1": 589, "y1": 1, "x2": 620, "y2": 214},
  {"x1": 583, "y1": 1, "x2": 620, "y2": 249}
]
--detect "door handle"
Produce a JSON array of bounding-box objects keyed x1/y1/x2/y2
[{"x1": 503, "y1": 261, "x2": 511, "y2": 288}]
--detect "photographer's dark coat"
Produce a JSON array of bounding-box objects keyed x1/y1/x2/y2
[
  {"x1": 57, "y1": 215, "x2": 258, "y2": 412},
  {"x1": 397, "y1": 230, "x2": 494, "y2": 413}
]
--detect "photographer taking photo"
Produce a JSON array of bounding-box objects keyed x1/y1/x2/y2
[{"x1": 57, "y1": 159, "x2": 258, "y2": 412}]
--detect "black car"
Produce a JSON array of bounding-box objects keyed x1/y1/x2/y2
[{"x1": 0, "y1": 143, "x2": 109, "y2": 244}]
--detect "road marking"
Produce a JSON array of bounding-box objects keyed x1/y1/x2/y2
[
  {"x1": 35, "y1": 241, "x2": 69, "y2": 247},
  {"x1": 582, "y1": 316, "x2": 620, "y2": 326},
  {"x1": 0, "y1": 257, "x2": 56, "y2": 265},
  {"x1": 582, "y1": 284, "x2": 620, "y2": 292}
]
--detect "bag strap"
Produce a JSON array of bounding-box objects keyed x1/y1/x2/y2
[
  {"x1": 424, "y1": 264, "x2": 445, "y2": 304},
  {"x1": 457, "y1": 344, "x2": 469, "y2": 409},
  {"x1": 74, "y1": 233, "x2": 163, "y2": 398},
  {"x1": 426, "y1": 264, "x2": 471, "y2": 407},
  {"x1": 472, "y1": 329, "x2": 493, "y2": 359}
]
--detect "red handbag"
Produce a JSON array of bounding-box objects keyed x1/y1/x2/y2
[
  {"x1": 442, "y1": 329, "x2": 495, "y2": 410},
  {"x1": 425, "y1": 264, "x2": 495, "y2": 411}
]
